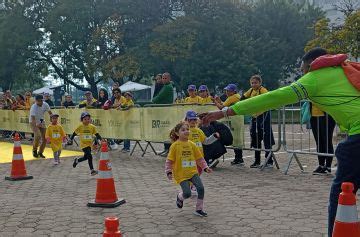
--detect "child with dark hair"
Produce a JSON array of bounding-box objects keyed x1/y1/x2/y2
[
  {"x1": 97, "y1": 88, "x2": 109, "y2": 108},
  {"x1": 165, "y1": 121, "x2": 211, "y2": 217},
  {"x1": 67, "y1": 112, "x2": 102, "y2": 176},
  {"x1": 242, "y1": 75, "x2": 275, "y2": 168}
]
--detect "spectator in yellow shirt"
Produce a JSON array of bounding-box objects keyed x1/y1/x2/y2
[
  {"x1": 79, "y1": 91, "x2": 98, "y2": 108},
  {"x1": 45, "y1": 114, "x2": 66, "y2": 165},
  {"x1": 24, "y1": 91, "x2": 35, "y2": 110},
  {"x1": 121, "y1": 92, "x2": 135, "y2": 153},
  {"x1": 242, "y1": 75, "x2": 275, "y2": 168},
  {"x1": 198, "y1": 85, "x2": 213, "y2": 105},
  {"x1": 214, "y1": 83, "x2": 244, "y2": 166},
  {"x1": 184, "y1": 85, "x2": 201, "y2": 104},
  {"x1": 112, "y1": 88, "x2": 126, "y2": 109}
]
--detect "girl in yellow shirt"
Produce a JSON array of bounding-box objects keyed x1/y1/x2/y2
[
  {"x1": 184, "y1": 85, "x2": 201, "y2": 104},
  {"x1": 198, "y1": 85, "x2": 213, "y2": 105},
  {"x1": 242, "y1": 75, "x2": 275, "y2": 168},
  {"x1": 185, "y1": 110, "x2": 220, "y2": 171},
  {"x1": 165, "y1": 121, "x2": 211, "y2": 217},
  {"x1": 67, "y1": 112, "x2": 102, "y2": 176},
  {"x1": 45, "y1": 114, "x2": 66, "y2": 165}
]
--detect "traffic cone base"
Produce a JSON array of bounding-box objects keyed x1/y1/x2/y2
[
  {"x1": 88, "y1": 141, "x2": 125, "y2": 208},
  {"x1": 5, "y1": 175, "x2": 33, "y2": 181},
  {"x1": 87, "y1": 198, "x2": 126, "y2": 208},
  {"x1": 5, "y1": 133, "x2": 32, "y2": 181},
  {"x1": 333, "y1": 182, "x2": 360, "y2": 237}
]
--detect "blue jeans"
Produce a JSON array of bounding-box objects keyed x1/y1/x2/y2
[
  {"x1": 328, "y1": 134, "x2": 360, "y2": 237},
  {"x1": 123, "y1": 140, "x2": 130, "y2": 150}
]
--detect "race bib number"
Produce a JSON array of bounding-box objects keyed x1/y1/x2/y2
[
  {"x1": 195, "y1": 142, "x2": 202, "y2": 148},
  {"x1": 182, "y1": 160, "x2": 196, "y2": 168},
  {"x1": 83, "y1": 135, "x2": 92, "y2": 140},
  {"x1": 52, "y1": 133, "x2": 60, "y2": 139}
]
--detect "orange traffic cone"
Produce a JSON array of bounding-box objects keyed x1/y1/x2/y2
[
  {"x1": 103, "y1": 216, "x2": 122, "y2": 237},
  {"x1": 332, "y1": 182, "x2": 360, "y2": 237},
  {"x1": 5, "y1": 133, "x2": 33, "y2": 181},
  {"x1": 87, "y1": 141, "x2": 125, "y2": 208}
]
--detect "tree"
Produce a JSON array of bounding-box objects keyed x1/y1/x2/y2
[
  {"x1": 148, "y1": 0, "x2": 322, "y2": 91},
  {"x1": 305, "y1": 10, "x2": 360, "y2": 61},
  {"x1": 0, "y1": 2, "x2": 45, "y2": 91}
]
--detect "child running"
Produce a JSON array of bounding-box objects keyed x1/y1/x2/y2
[
  {"x1": 185, "y1": 110, "x2": 220, "y2": 169},
  {"x1": 45, "y1": 114, "x2": 66, "y2": 165},
  {"x1": 68, "y1": 112, "x2": 102, "y2": 176},
  {"x1": 165, "y1": 121, "x2": 211, "y2": 217}
]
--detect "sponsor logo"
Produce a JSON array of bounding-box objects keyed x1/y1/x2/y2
[{"x1": 152, "y1": 120, "x2": 170, "y2": 128}]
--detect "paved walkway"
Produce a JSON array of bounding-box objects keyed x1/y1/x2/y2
[{"x1": 0, "y1": 142, "x2": 353, "y2": 236}]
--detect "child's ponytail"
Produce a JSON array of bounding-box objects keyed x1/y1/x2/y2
[{"x1": 169, "y1": 121, "x2": 188, "y2": 142}]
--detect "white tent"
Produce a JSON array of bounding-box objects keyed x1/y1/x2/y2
[
  {"x1": 33, "y1": 86, "x2": 54, "y2": 95},
  {"x1": 119, "y1": 81, "x2": 151, "y2": 92}
]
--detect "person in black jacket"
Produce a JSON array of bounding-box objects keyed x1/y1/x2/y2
[
  {"x1": 153, "y1": 74, "x2": 163, "y2": 98},
  {"x1": 200, "y1": 121, "x2": 233, "y2": 168}
]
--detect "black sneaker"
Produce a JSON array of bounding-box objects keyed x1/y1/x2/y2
[
  {"x1": 32, "y1": 150, "x2": 38, "y2": 158},
  {"x1": 72, "y1": 158, "x2": 78, "y2": 168},
  {"x1": 326, "y1": 167, "x2": 332, "y2": 174},
  {"x1": 250, "y1": 162, "x2": 260, "y2": 168},
  {"x1": 313, "y1": 166, "x2": 327, "y2": 175},
  {"x1": 209, "y1": 159, "x2": 219, "y2": 169},
  {"x1": 176, "y1": 195, "x2": 183, "y2": 209},
  {"x1": 90, "y1": 170, "x2": 98, "y2": 176},
  {"x1": 38, "y1": 153, "x2": 45, "y2": 158},
  {"x1": 194, "y1": 210, "x2": 208, "y2": 217},
  {"x1": 231, "y1": 158, "x2": 245, "y2": 166}
]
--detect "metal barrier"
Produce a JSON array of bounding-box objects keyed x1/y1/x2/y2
[{"x1": 281, "y1": 102, "x2": 339, "y2": 174}]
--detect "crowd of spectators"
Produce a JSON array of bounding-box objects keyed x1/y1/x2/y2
[{"x1": 0, "y1": 71, "x2": 335, "y2": 172}]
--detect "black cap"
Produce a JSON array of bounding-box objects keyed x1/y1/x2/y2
[{"x1": 35, "y1": 94, "x2": 43, "y2": 100}]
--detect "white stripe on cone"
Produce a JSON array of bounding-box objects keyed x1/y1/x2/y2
[
  {"x1": 335, "y1": 204, "x2": 359, "y2": 223},
  {"x1": 98, "y1": 171, "x2": 113, "y2": 179},
  {"x1": 14, "y1": 141, "x2": 21, "y2": 147},
  {"x1": 100, "y1": 153, "x2": 109, "y2": 161},
  {"x1": 12, "y1": 154, "x2": 24, "y2": 160}
]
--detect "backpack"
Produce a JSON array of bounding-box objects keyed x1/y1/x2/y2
[
  {"x1": 200, "y1": 123, "x2": 227, "y2": 161},
  {"x1": 211, "y1": 121, "x2": 233, "y2": 146}
]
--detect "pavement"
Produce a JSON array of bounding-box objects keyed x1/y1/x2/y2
[{"x1": 0, "y1": 141, "x2": 355, "y2": 237}]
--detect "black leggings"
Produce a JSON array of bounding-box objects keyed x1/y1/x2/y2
[
  {"x1": 310, "y1": 115, "x2": 336, "y2": 167},
  {"x1": 78, "y1": 147, "x2": 94, "y2": 170}
]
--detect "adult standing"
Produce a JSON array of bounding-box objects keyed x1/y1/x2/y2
[
  {"x1": 29, "y1": 94, "x2": 52, "y2": 158},
  {"x1": 153, "y1": 74, "x2": 164, "y2": 98},
  {"x1": 62, "y1": 95, "x2": 76, "y2": 108},
  {"x1": 310, "y1": 105, "x2": 336, "y2": 175},
  {"x1": 78, "y1": 91, "x2": 98, "y2": 108},
  {"x1": 201, "y1": 48, "x2": 360, "y2": 237},
  {"x1": 152, "y1": 72, "x2": 174, "y2": 156},
  {"x1": 44, "y1": 93, "x2": 54, "y2": 108}
]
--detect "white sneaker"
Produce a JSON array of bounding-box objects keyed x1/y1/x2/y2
[{"x1": 53, "y1": 160, "x2": 59, "y2": 165}]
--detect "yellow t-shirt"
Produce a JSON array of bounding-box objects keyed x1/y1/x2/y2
[
  {"x1": 46, "y1": 124, "x2": 66, "y2": 152},
  {"x1": 122, "y1": 98, "x2": 134, "y2": 108},
  {"x1": 184, "y1": 96, "x2": 201, "y2": 104},
  {"x1": 175, "y1": 98, "x2": 184, "y2": 104},
  {"x1": 189, "y1": 127, "x2": 206, "y2": 156},
  {"x1": 311, "y1": 104, "x2": 325, "y2": 117},
  {"x1": 79, "y1": 98, "x2": 98, "y2": 108},
  {"x1": 199, "y1": 96, "x2": 213, "y2": 105},
  {"x1": 74, "y1": 124, "x2": 98, "y2": 149},
  {"x1": 223, "y1": 93, "x2": 241, "y2": 107},
  {"x1": 113, "y1": 96, "x2": 126, "y2": 108},
  {"x1": 242, "y1": 87, "x2": 269, "y2": 117},
  {"x1": 243, "y1": 86, "x2": 268, "y2": 98},
  {"x1": 167, "y1": 140, "x2": 203, "y2": 184}
]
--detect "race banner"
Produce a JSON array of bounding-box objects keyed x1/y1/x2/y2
[{"x1": 0, "y1": 105, "x2": 244, "y2": 147}]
